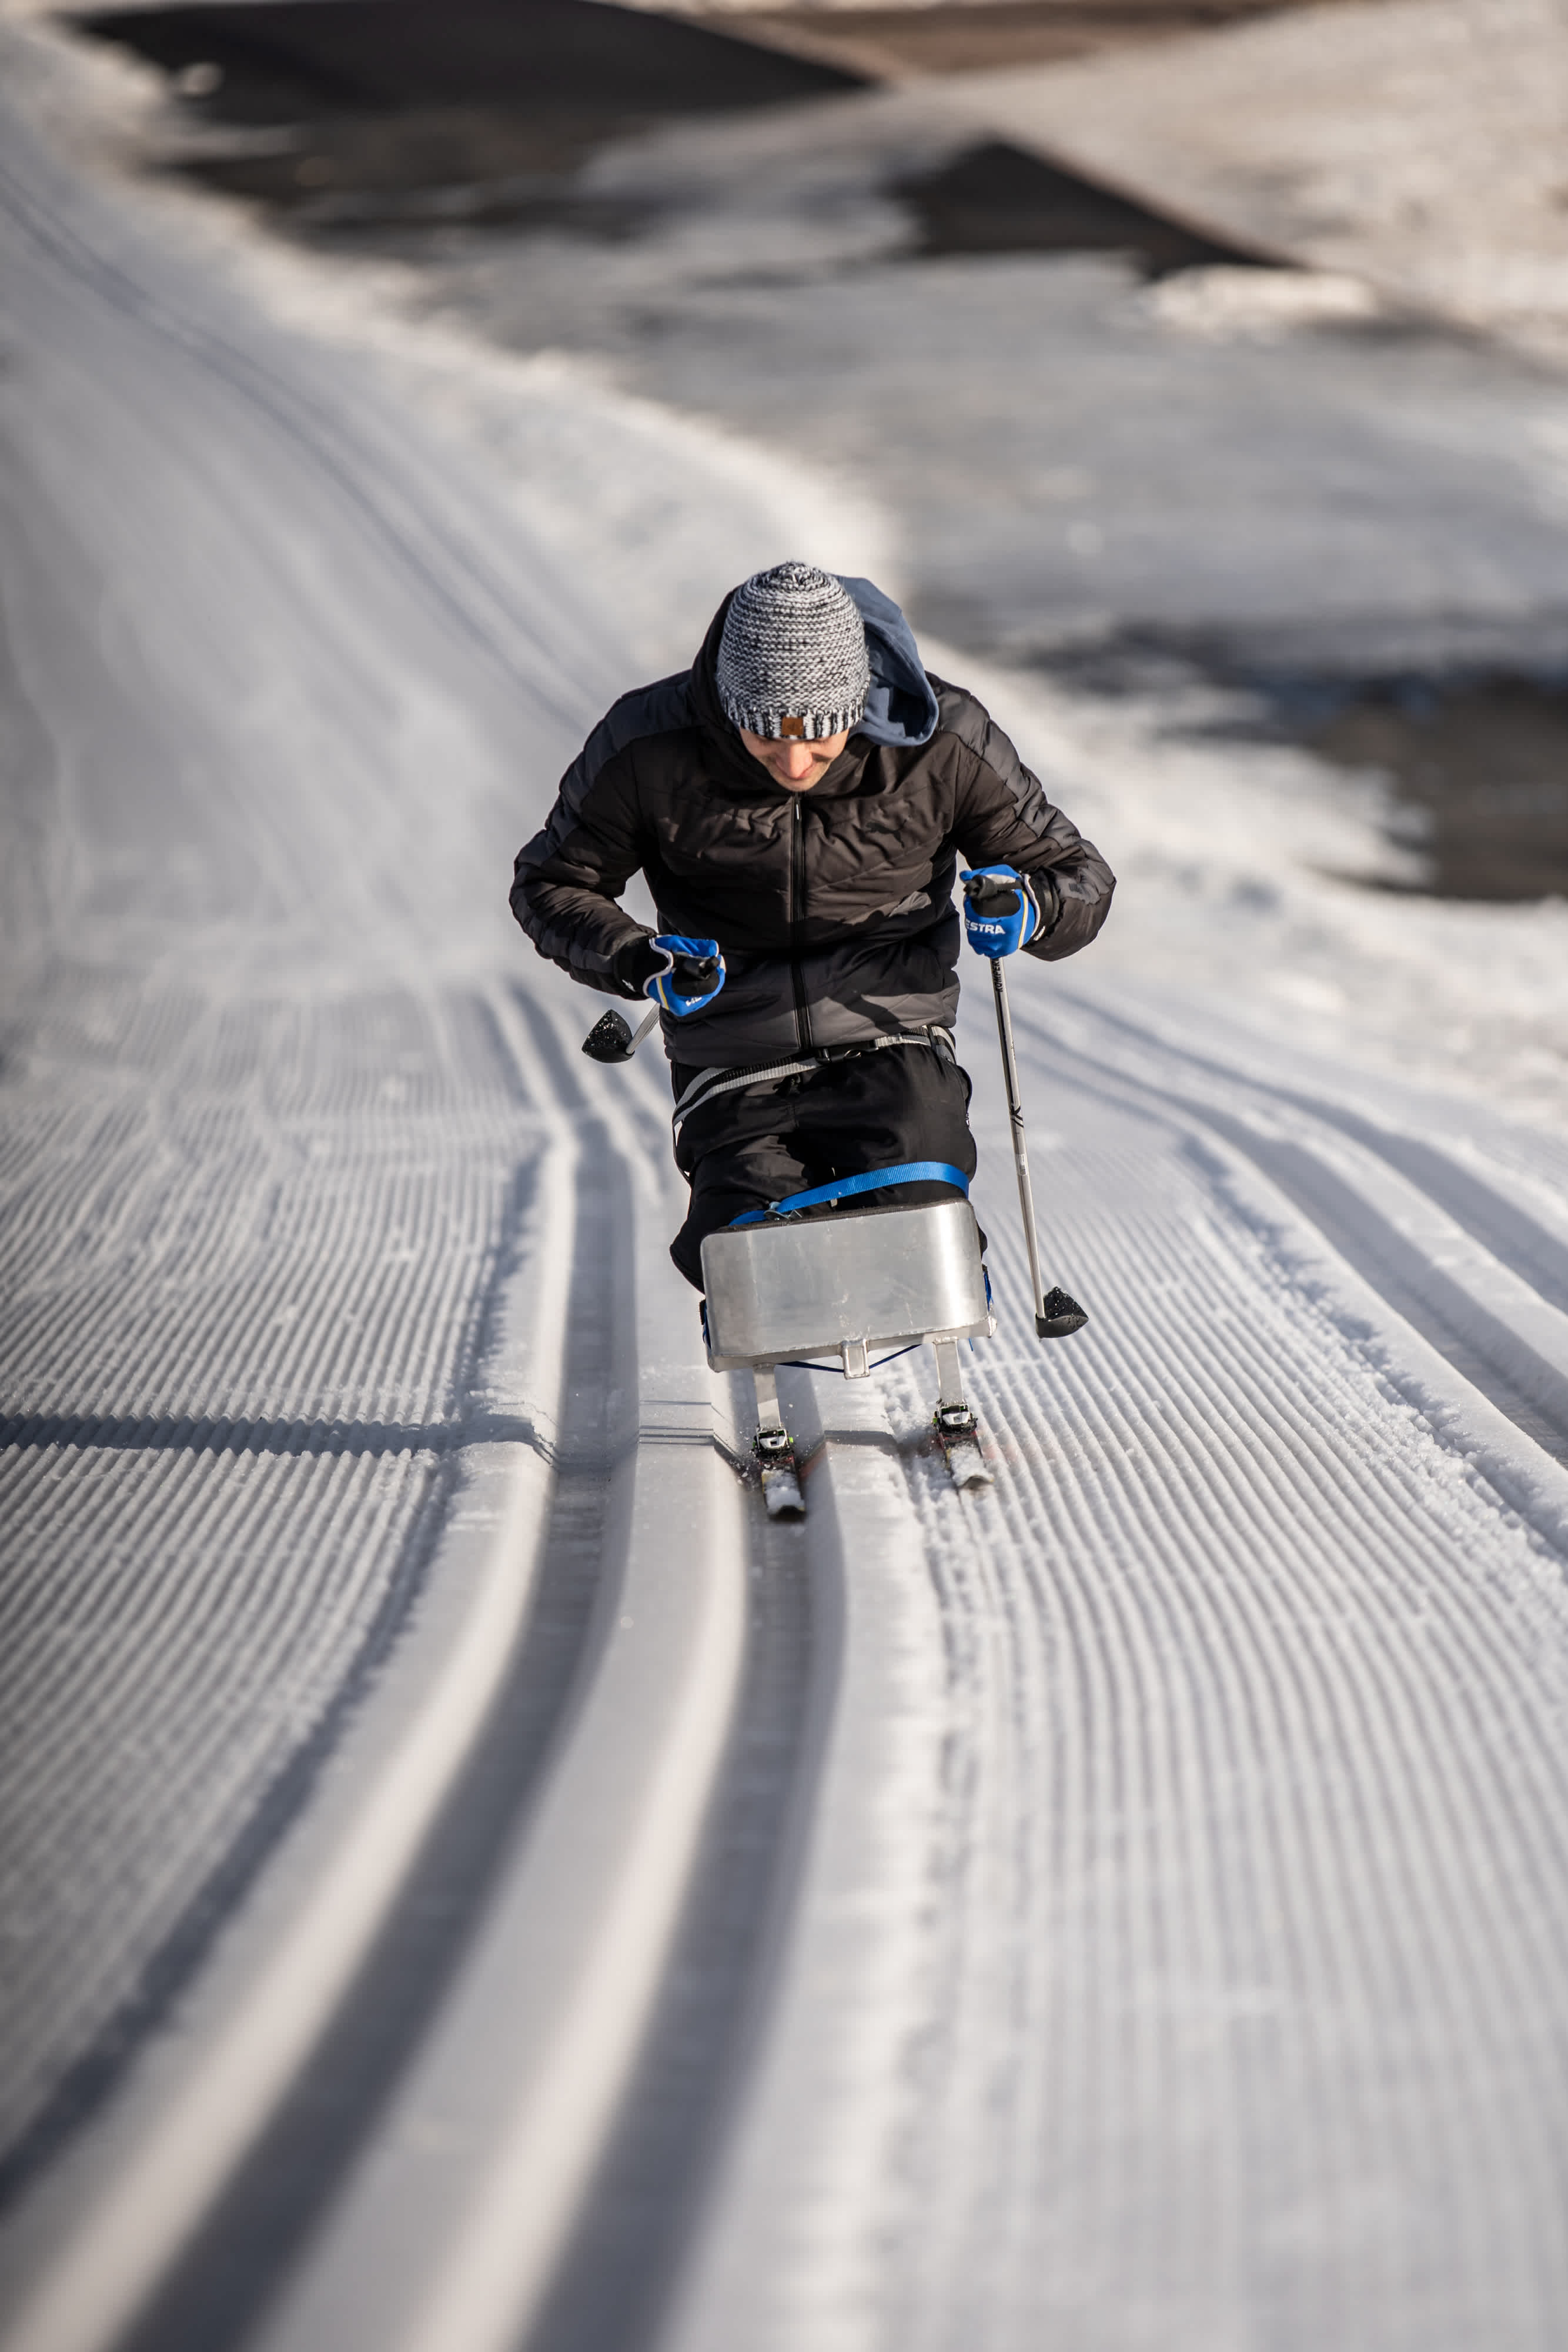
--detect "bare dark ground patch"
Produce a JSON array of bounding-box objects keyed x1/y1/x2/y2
[
  {"x1": 1048, "y1": 650, "x2": 1568, "y2": 903},
  {"x1": 73, "y1": 0, "x2": 866, "y2": 223},
  {"x1": 74, "y1": 0, "x2": 1289, "y2": 262},
  {"x1": 1295, "y1": 673, "x2": 1568, "y2": 903},
  {"x1": 892, "y1": 137, "x2": 1276, "y2": 272}
]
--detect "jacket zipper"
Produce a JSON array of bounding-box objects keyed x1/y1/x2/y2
[{"x1": 789, "y1": 796, "x2": 813, "y2": 1054}]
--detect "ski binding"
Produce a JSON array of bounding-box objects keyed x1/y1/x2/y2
[
  {"x1": 934, "y1": 1400, "x2": 993, "y2": 1489},
  {"x1": 756, "y1": 1430, "x2": 804, "y2": 1518}
]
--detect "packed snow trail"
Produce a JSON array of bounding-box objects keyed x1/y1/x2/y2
[{"x1": 5, "y1": 30, "x2": 1568, "y2": 2352}]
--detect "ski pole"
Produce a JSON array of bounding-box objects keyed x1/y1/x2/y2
[{"x1": 988, "y1": 957, "x2": 1088, "y2": 1340}]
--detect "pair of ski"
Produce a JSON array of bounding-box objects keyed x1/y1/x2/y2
[
  {"x1": 751, "y1": 1351, "x2": 992, "y2": 1522},
  {"x1": 754, "y1": 1432, "x2": 987, "y2": 1518}
]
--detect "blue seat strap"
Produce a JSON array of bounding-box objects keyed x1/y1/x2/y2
[{"x1": 730, "y1": 1160, "x2": 969, "y2": 1227}]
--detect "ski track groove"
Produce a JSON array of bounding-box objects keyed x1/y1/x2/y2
[
  {"x1": 0, "y1": 971, "x2": 568, "y2": 2196},
  {"x1": 0, "y1": 153, "x2": 608, "y2": 747},
  {"x1": 1025, "y1": 999, "x2": 1568, "y2": 1458},
  {"x1": 826, "y1": 1030, "x2": 1568, "y2": 2348},
  {"x1": 0, "y1": 86, "x2": 638, "y2": 2263}
]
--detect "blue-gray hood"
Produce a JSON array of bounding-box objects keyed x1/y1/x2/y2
[{"x1": 838, "y1": 574, "x2": 940, "y2": 749}]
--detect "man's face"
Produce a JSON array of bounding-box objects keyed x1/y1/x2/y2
[{"x1": 738, "y1": 723, "x2": 852, "y2": 791}]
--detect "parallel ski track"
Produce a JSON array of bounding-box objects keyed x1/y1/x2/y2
[
  {"x1": 722, "y1": 991, "x2": 1568, "y2": 2352},
  {"x1": 1025, "y1": 990, "x2": 1568, "y2": 1468},
  {"x1": 520, "y1": 1025, "x2": 828, "y2": 2352},
  {"x1": 0, "y1": 981, "x2": 554, "y2": 2202},
  {"x1": 96, "y1": 996, "x2": 631, "y2": 2352},
  {"x1": 0, "y1": 153, "x2": 597, "y2": 736},
  {"x1": 0, "y1": 80, "x2": 609, "y2": 2231},
  {"x1": 0, "y1": 967, "x2": 837, "y2": 2352},
  {"x1": 202, "y1": 998, "x2": 829, "y2": 2352}
]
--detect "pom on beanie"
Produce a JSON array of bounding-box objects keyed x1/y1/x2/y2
[{"x1": 716, "y1": 562, "x2": 871, "y2": 741}]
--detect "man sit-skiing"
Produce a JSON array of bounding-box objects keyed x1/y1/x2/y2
[{"x1": 510, "y1": 562, "x2": 1114, "y2": 1291}]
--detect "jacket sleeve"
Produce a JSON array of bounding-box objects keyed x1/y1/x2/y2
[
  {"x1": 509, "y1": 677, "x2": 687, "y2": 997},
  {"x1": 935, "y1": 679, "x2": 1115, "y2": 962}
]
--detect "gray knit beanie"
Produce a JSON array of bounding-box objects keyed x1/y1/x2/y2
[{"x1": 716, "y1": 561, "x2": 871, "y2": 741}]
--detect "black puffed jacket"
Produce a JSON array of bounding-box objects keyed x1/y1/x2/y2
[{"x1": 510, "y1": 577, "x2": 1115, "y2": 1068}]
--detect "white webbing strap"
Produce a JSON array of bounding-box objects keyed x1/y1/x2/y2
[{"x1": 671, "y1": 1028, "x2": 954, "y2": 1137}]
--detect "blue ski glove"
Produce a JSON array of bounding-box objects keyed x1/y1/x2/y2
[
  {"x1": 643, "y1": 933, "x2": 726, "y2": 1017},
  {"x1": 961, "y1": 866, "x2": 1042, "y2": 958}
]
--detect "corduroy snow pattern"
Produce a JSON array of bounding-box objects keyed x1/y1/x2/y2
[{"x1": 716, "y1": 562, "x2": 871, "y2": 740}]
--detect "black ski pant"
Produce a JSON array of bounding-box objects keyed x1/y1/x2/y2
[{"x1": 668, "y1": 1042, "x2": 979, "y2": 1292}]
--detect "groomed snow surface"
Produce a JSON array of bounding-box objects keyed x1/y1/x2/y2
[{"x1": 4, "y1": 14, "x2": 1568, "y2": 2351}]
